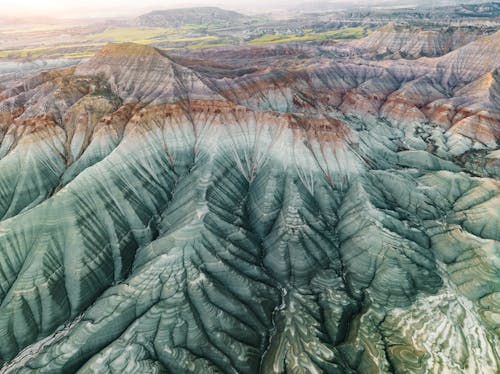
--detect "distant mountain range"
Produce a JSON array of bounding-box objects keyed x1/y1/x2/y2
[
  {"x1": 130, "y1": 2, "x2": 500, "y2": 27},
  {"x1": 134, "y1": 7, "x2": 248, "y2": 28},
  {"x1": 304, "y1": 1, "x2": 500, "y2": 18},
  {"x1": 256, "y1": 0, "x2": 500, "y2": 15}
]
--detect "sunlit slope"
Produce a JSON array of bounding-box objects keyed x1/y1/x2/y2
[{"x1": 0, "y1": 43, "x2": 498, "y2": 373}]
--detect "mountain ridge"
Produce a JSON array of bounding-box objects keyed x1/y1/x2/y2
[{"x1": 134, "y1": 6, "x2": 247, "y2": 28}]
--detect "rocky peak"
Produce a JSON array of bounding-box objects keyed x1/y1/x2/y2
[{"x1": 75, "y1": 42, "x2": 221, "y2": 104}]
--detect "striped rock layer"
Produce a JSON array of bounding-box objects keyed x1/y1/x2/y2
[{"x1": 0, "y1": 40, "x2": 498, "y2": 373}]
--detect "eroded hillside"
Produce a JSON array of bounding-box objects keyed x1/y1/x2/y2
[{"x1": 0, "y1": 33, "x2": 498, "y2": 373}]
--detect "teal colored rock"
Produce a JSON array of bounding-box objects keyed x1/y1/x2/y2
[{"x1": 0, "y1": 42, "x2": 498, "y2": 374}]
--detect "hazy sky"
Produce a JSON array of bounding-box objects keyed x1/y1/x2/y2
[
  {"x1": 3, "y1": 0, "x2": 190, "y2": 18},
  {"x1": 1, "y1": 0, "x2": 458, "y2": 18},
  {"x1": 2, "y1": 0, "x2": 287, "y2": 18}
]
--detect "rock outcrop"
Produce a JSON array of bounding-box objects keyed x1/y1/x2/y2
[{"x1": 354, "y1": 23, "x2": 487, "y2": 59}]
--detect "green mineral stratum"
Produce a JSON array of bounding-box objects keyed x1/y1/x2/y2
[{"x1": 0, "y1": 40, "x2": 498, "y2": 373}]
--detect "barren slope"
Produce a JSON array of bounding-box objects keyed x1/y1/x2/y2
[{"x1": 0, "y1": 40, "x2": 498, "y2": 374}]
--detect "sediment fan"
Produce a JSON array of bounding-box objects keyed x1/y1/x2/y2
[{"x1": 0, "y1": 39, "x2": 498, "y2": 373}]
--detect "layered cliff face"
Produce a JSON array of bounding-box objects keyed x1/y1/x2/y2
[
  {"x1": 353, "y1": 23, "x2": 487, "y2": 59},
  {"x1": 179, "y1": 30, "x2": 500, "y2": 153},
  {"x1": 0, "y1": 39, "x2": 498, "y2": 374}
]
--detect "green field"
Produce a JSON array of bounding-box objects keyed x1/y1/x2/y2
[
  {"x1": 249, "y1": 27, "x2": 370, "y2": 45},
  {"x1": 0, "y1": 25, "x2": 371, "y2": 60},
  {"x1": 0, "y1": 26, "x2": 224, "y2": 59}
]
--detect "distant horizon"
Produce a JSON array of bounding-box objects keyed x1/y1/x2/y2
[{"x1": 0, "y1": 0, "x2": 482, "y2": 19}]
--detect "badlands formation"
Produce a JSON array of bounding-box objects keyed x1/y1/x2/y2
[{"x1": 0, "y1": 26, "x2": 498, "y2": 373}]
